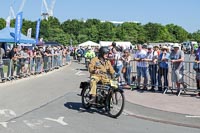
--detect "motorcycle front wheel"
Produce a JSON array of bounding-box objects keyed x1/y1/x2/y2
[{"x1": 107, "y1": 90, "x2": 125, "y2": 118}]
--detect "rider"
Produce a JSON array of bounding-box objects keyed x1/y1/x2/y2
[
  {"x1": 88, "y1": 46, "x2": 115, "y2": 103},
  {"x1": 84, "y1": 46, "x2": 95, "y2": 59},
  {"x1": 76, "y1": 46, "x2": 84, "y2": 57}
]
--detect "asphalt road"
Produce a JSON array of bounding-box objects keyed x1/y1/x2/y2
[{"x1": 0, "y1": 60, "x2": 200, "y2": 133}]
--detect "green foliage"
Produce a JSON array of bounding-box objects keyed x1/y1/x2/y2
[
  {"x1": 190, "y1": 30, "x2": 200, "y2": 42},
  {"x1": 0, "y1": 17, "x2": 199, "y2": 44},
  {"x1": 144, "y1": 23, "x2": 172, "y2": 42},
  {"x1": 0, "y1": 18, "x2": 6, "y2": 30},
  {"x1": 166, "y1": 24, "x2": 188, "y2": 42}
]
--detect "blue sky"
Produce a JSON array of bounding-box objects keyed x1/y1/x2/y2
[{"x1": 0, "y1": 0, "x2": 200, "y2": 33}]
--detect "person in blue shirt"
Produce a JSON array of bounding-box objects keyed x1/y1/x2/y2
[{"x1": 157, "y1": 46, "x2": 170, "y2": 92}]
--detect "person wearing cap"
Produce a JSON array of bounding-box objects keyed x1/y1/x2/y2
[
  {"x1": 143, "y1": 45, "x2": 158, "y2": 91},
  {"x1": 170, "y1": 43, "x2": 185, "y2": 95},
  {"x1": 158, "y1": 46, "x2": 170, "y2": 92},
  {"x1": 142, "y1": 44, "x2": 148, "y2": 51}
]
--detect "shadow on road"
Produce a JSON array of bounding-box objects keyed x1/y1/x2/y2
[
  {"x1": 64, "y1": 102, "x2": 107, "y2": 116},
  {"x1": 76, "y1": 68, "x2": 88, "y2": 71}
]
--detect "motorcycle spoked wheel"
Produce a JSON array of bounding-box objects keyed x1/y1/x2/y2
[
  {"x1": 81, "y1": 86, "x2": 91, "y2": 109},
  {"x1": 107, "y1": 90, "x2": 125, "y2": 118}
]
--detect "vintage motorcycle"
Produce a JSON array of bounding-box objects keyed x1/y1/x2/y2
[
  {"x1": 80, "y1": 78, "x2": 125, "y2": 118},
  {"x1": 77, "y1": 53, "x2": 82, "y2": 62},
  {"x1": 85, "y1": 58, "x2": 91, "y2": 70}
]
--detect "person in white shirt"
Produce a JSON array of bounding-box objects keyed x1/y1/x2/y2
[
  {"x1": 143, "y1": 45, "x2": 158, "y2": 91},
  {"x1": 112, "y1": 47, "x2": 123, "y2": 83},
  {"x1": 134, "y1": 44, "x2": 148, "y2": 90}
]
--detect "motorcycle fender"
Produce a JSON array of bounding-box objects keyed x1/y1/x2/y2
[{"x1": 80, "y1": 82, "x2": 90, "y2": 89}]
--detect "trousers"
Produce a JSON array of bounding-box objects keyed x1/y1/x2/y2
[{"x1": 90, "y1": 75, "x2": 110, "y2": 95}]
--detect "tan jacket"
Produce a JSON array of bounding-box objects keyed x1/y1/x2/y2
[{"x1": 89, "y1": 57, "x2": 115, "y2": 78}]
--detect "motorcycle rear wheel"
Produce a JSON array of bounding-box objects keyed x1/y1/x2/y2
[{"x1": 81, "y1": 86, "x2": 91, "y2": 109}]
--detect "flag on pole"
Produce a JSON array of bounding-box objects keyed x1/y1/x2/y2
[
  {"x1": 14, "y1": 12, "x2": 23, "y2": 43},
  {"x1": 35, "y1": 18, "x2": 41, "y2": 44},
  {"x1": 6, "y1": 16, "x2": 11, "y2": 27},
  {"x1": 27, "y1": 28, "x2": 32, "y2": 38}
]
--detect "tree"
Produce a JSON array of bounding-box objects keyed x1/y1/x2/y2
[
  {"x1": 116, "y1": 22, "x2": 146, "y2": 44},
  {"x1": 48, "y1": 17, "x2": 61, "y2": 28},
  {"x1": 77, "y1": 34, "x2": 88, "y2": 43},
  {"x1": 144, "y1": 23, "x2": 172, "y2": 42},
  {"x1": 98, "y1": 22, "x2": 116, "y2": 41},
  {"x1": 0, "y1": 18, "x2": 6, "y2": 30},
  {"x1": 61, "y1": 19, "x2": 84, "y2": 37},
  {"x1": 191, "y1": 30, "x2": 200, "y2": 42},
  {"x1": 21, "y1": 19, "x2": 34, "y2": 36},
  {"x1": 166, "y1": 24, "x2": 189, "y2": 42}
]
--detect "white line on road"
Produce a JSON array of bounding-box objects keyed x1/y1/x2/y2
[
  {"x1": 0, "y1": 109, "x2": 17, "y2": 117},
  {"x1": 122, "y1": 109, "x2": 135, "y2": 116},
  {"x1": 185, "y1": 115, "x2": 200, "y2": 118},
  {"x1": 0, "y1": 122, "x2": 9, "y2": 128},
  {"x1": 75, "y1": 71, "x2": 85, "y2": 76},
  {"x1": 23, "y1": 120, "x2": 44, "y2": 129},
  {"x1": 45, "y1": 117, "x2": 68, "y2": 126}
]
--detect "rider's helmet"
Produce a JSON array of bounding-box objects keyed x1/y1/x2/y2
[
  {"x1": 88, "y1": 46, "x2": 92, "y2": 50},
  {"x1": 99, "y1": 46, "x2": 109, "y2": 58}
]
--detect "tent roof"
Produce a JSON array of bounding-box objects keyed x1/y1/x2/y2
[
  {"x1": 78, "y1": 41, "x2": 100, "y2": 47},
  {"x1": 0, "y1": 27, "x2": 36, "y2": 44}
]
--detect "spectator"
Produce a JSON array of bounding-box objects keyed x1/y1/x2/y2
[
  {"x1": 143, "y1": 45, "x2": 158, "y2": 91},
  {"x1": 22, "y1": 47, "x2": 30, "y2": 76},
  {"x1": 158, "y1": 46, "x2": 170, "y2": 92},
  {"x1": 0, "y1": 46, "x2": 5, "y2": 82},
  {"x1": 170, "y1": 43, "x2": 185, "y2": 95},
  {"x1": 121, "y1": 49, "x2": 131, "y2": 88},
  {"x1": 35, "y1": 49, "x2": 42, "y2": 74},
  {"x1": 194, "y1": 46, "x2": 200, "y2": 97},
  {"x1": 153, "y1": 45, "x2": 160, "y2": 56},
  {"x1": 112, "y1": 47, "x2": 123, "y2": 83},
  {"x1": 134, "y1": 44, "x2": 148, "y2": 90}
]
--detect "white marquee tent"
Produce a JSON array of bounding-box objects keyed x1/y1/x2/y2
[{"x1": 78, "y1": 41, "x2": 100, "y2": 47}]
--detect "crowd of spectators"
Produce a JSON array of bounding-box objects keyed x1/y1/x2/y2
[
  {"x1": 1, "y1": 42, "x2": 200, "y2": 97},
  {"x1": 133, "y1": 43, "x2": 200, "y2": 97},
  {"x1": 0, "y1": 45, "x2": 71, "y2": 82}
]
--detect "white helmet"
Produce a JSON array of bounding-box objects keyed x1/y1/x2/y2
[{"x1": 88, "y1": 46, "x2": 91, "y2": 50}]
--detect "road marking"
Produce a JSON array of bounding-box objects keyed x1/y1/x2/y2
[
  {"x1": 0, "y1": 122, "x2": 9, "y2": 128},
  {"x1": 23, "y1": 120, "x2": 45, "y2": 129},
  {"x1": 122, "y1": 109, "x2": 135, "y2": 116},
  {"x1": 0, "y1": 109, "x2": 17, "y2": 117},
  {"x1": 45, "y1": 117, "x2": 68, "y2": 126},
  {"x1": 75, "y1": 71, "x2": 85, "y2": 76},
  {"x1": 185, "y1": 115, "x2": 200, "y2": 118}
]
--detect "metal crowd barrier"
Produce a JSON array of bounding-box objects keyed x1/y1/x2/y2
[
  {"x1": 129, "y1": 60, "x2": 199, "y2": 96},
  {"x1": 0, "y1": 54, "x2": 71, "y2": 82}
]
